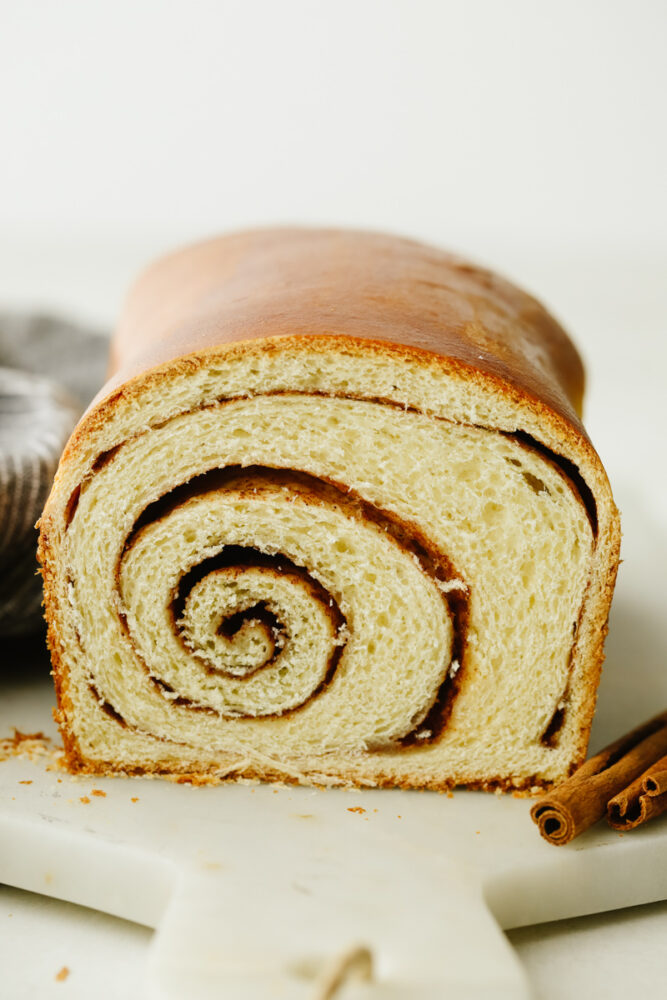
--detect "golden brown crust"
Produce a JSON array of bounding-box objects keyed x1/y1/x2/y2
[
  {"x1": 56, "y1": 748, "x2": 552, "y2": 795},
  {"x1": 103, "y1": 227, "x2": 585, "y2": 431}
]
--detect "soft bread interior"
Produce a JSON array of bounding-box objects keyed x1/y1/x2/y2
[{"x1": 40, "y1": 336, "x2": 610, "y2": 790}]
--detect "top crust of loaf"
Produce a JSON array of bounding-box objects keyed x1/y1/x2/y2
[{"x1": 104, "y1": 228, "x2": 585, "y2": 433}]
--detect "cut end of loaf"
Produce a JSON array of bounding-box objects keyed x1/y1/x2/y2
[{"x1": 39, "y1": 333, "x2": 620, "y2": 793}]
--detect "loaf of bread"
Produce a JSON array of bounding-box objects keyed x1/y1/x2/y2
[{"x1": 39, "y1": 229, "x2": 620, "y2": 790}]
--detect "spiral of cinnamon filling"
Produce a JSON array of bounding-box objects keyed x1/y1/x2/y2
[
  {"x1": 55, "y1": 389, "x2": 593, "y2": 782},
  {"x1": 91, "y1": 461, "x2": 465, "y2": 750}
]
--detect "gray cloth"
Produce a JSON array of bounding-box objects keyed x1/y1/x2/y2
[{"x1": 0, "y1": 314, "x2": 109, "y2": 636}]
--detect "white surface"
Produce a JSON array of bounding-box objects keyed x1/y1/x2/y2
[
  {"x1": 0, "y1": 885, "x2": 152, "y2": 1000},
  {"x1": 1, "y1": 652, "x2": 667, "y2": 999},
  {"x1": 3, "y1": 887, "x2": 666, "y2": 1000},
  {"x1": 508, "y1": 901, "x2": 667, "y2": 1000}
]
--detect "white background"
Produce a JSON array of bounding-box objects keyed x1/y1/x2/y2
[
  {"x1": 1, "y1": 2, "x2": 666, "y2": 998},
  {"x1": 1, "y1": 0, "x2": 666, "y2": 317},
  {"x1": 1, "y1": 0, "x2": 666, "y2": 251}
]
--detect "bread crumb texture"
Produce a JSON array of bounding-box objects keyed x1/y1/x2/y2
[{"x1": 39, "y1": 334, "x2": 619, "y2": 792}]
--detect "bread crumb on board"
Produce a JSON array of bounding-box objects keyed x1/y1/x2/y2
[
  {"x1": 0, "y1": 729, "x2": 65, "y2": 770},
  {"x1": 55, "y1": 966, "x2": 70, "y2": 982}
]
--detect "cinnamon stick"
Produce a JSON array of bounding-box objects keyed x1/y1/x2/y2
[
  {"x1": 531, "y1": 710, "x2": 667, "y2": 845},
  {"x1": 607, "y1": 754, "x2": 667, "y2": 831}
]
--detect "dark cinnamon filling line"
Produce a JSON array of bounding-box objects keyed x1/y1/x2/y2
[
  {"x1": 215, "y1": 601, "x2": 286, "y2": 668},
  {"x1": 540, "y1": 704, "x2": 566, "y2": 749},
  {"x1": 64, "y1": 484, "x2": 80, "y2": 528},
  {"x1": 91, "y1": 442, "x2": 123, "y2": 474},
  {"x1": 168, "y1": 545, "x2": 345, "y2": 689},
  {"x1": 217, "y1": 602, "x2": 283, "y2": 642},
  {"x1": 539, "y1": 594, "x2": 587, "y2": 749},
  {"x1": 510, "y1": 430, "x2": 598, "y2": 537},
  {"x1": 88, "y1": 682, "x2": 127, "y2": 727}
]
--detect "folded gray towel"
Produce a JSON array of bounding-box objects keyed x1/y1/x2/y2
[{"x1": 0, "y1": 314, "x2": 109, "y2": 636}]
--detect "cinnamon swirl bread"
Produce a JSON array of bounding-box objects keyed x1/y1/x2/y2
[{"x1": 38, "y1": 229, "x2": 620, "y2": 790}]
